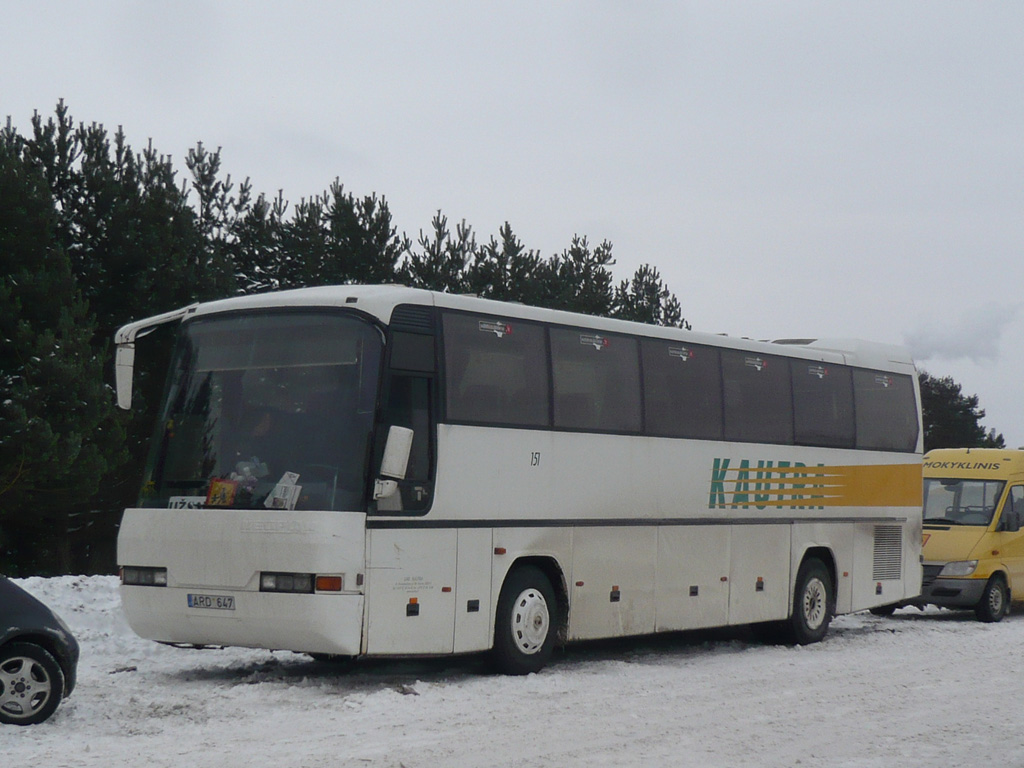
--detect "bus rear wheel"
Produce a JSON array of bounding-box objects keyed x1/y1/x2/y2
[
  {"x1": 785, "y1": 558, "x2": 834, "y2": 645},
  {"x1": 492, "y1": 565, "x2": 558, "y2": 675}
]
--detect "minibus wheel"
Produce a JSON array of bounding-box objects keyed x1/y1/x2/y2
[
  {"x1": 492, "y1": 565, "x2": 558, "y2": 675},
  {"x1": 786, "y1": 558, "x2": 834, "y2": 644},
  {"x1": 975, "y1": 575, "x2": 1009, "y2": 623}
]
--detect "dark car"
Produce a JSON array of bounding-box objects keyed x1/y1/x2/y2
[{"x1": 0, "y1": 576, "x2": 79, "y2": 725}]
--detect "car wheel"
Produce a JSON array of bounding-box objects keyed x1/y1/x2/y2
[
  {"x1": 0, "y1": 642, "x2": 65, "y2": 725},
  {"x1": 492, "y1": 565, "x2": 559, "y2": 675},
  {"x1": 975, "y1": 575, "x2": 1009, "y2": 623}
]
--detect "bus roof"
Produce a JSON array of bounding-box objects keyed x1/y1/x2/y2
[{"x1": 172, "y1": 284, "x2": 916, "y2": 373}]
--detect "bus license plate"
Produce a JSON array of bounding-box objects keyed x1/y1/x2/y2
[{"x1": 187, "y1": 593, "x2": 235, "y2": 610}]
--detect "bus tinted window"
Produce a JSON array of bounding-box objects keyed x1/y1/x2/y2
[
  {"x1": 722, "y1": 350, "x2": 793, "y2": 444},
  {"x1": 853, "y1": 370, "x2": 918, "y2": 451},
  {"x1": 641, "y1": 340, "x2": 723, "y2": 440},
  {"x1": 442, "y1": 313, "x2": 549, "y2": 426},
  {"x1": 551, "y1": 328, "x2": 641, "y2": 432},
  {"x1": 791, "y1": 362, "x2": 855, "y2": 448}
]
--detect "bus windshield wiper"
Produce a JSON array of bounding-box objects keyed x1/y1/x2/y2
[{"x1": 923, "y1": 517, "x2": 963, "y2": 525}]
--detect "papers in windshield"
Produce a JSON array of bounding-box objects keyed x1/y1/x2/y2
[{"x1": 264, "y1": 472, "x2": 301, "y2": 510}]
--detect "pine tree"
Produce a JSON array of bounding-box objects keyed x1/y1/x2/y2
[
  {"x1": 466, "y1": 222, "x2": 544, "y2": 303},
  {"x1": 612, "y1": 264, "x2": 690, "y2": 329},
  {"x1": 0, "y1": 120, "x2": 125, "y2": 574},
  {"x1": 400, "y1": 212, "x2": 474, "y2": 293},
  {"x1": 919, "y1": 371, "x2": 1005, "y2": 452}
]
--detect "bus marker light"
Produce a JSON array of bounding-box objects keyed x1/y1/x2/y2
[
  {"x1": 494, "y1": 547, "x2": 507, "y2": 555},
  {"x1": 315, "y1": 576, "x2": 343, "y2": 592},
  {"x1": 442, "y1": 586, "x2": 452, "y2": 593},
  {"x1": 575, "y1": 581, "x2": 584, "y2": 587}
]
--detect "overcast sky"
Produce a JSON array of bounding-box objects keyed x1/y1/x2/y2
[{"x1": 5, "y1": 2, "x2": 1023, "y2": 445}]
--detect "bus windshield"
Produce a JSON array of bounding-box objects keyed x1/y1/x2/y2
[
  {"x1": 923, "y1": 477, "x2": 1006, "y2": 527},
  {"x1": 139, "y1": 311, "x2": 383, "y2": 512}
]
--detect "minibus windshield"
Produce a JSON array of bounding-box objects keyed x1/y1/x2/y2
[{"x1": 923, "y1": 478, "x2": 1005, "y2": 527}]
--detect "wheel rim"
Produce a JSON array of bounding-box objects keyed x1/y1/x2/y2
[
  {"x1": 989, "y1": 582, "x2": 1006, "y2": 615},
  {"x1": 510, "y1": 587, "x2": 550, "y2": 655},
  {"x1": 0, "y1": 656, "x2": 54, "y2": 721},
  {"x1": 802, "y1": 576, "x2": 828, "y2": 631}
]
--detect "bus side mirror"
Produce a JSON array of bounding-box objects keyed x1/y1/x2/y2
[
  {"x1": 115, "y1": 343, "x2": 136, "y2": 409},
  {"x1": 373, "y1": 426, "x2": 414, "y2": 500}
]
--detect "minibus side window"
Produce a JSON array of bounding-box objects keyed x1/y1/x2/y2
[{"x1": 1005, "y1": 486, "x2": 1024, "y2": 531}]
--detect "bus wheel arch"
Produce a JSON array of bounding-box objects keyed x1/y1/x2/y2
[
  {"x1": 491, "y1": 558, "x2": 566, "y2": 675},
  {"x1": 785, "y1": 550, "x2": 836, "y2": 645},
  {"x1": 976, "y1": 573, "x2": 1009, "y2": 623}
]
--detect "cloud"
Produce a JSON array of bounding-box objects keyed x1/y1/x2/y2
[{"x1": 905, "y1": 303, "x2": 1021, "y2": 364}]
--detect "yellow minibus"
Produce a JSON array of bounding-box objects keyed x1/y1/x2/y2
[{"x1": 919, "y1": 448, "x2": 1024, "y2": 622}]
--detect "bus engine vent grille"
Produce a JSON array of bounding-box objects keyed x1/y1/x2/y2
[
  {"x1": 872, "y1": 525, "x2": 903, "y2": 581},
  {"x1": 390, "y1": 304, "x2": 435, "y2": 333}
]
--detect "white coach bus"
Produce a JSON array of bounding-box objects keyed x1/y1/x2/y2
[{"x1": 114, "y1": 285, "x2": 922, "y2": 673}]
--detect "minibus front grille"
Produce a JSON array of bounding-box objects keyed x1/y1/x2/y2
[{"x1": 921, "y1": 564, "x2": 942, "y2": 588}]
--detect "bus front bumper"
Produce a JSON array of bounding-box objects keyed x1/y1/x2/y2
[{"x1": 121, "y1": 585, "x2": 365, "y2": 656}]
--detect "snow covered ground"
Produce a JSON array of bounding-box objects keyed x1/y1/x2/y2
[{"x1": 5, "y1": 575, "x2": 1024, "y2": 767}]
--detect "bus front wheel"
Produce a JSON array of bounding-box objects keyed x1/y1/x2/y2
[
  {"x1": 785, "y1": 558, "x2": 834, "y2": 645},
  {"x1": 492, "y1": 565, "x2": 558, "y2": 675}
]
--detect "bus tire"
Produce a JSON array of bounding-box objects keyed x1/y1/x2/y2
[
  {"x1": 785, "y1": 558, "x2": 833, "y2": 645},
  {"x1": 975, "y1": 575, "x2": 1009, "y2": 623},
  {"x1": 492, "y1": 565, "x2": 558, "y2": 675}
]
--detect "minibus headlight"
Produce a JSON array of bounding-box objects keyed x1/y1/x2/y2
[{"x1": 938, "y1": 560, "x2": 979, "y2": 578}]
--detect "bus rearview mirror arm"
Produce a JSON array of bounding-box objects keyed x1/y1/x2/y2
[{"x1": 374, "y1": 426, "x2": 414, "y2": 500}]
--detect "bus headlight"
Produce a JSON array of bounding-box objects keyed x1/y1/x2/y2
[
  {"x1": 121, "y1": 566, "x2": 168, "y2": 586},
  {"x1": 260, "y1": 572, "x2": 314, "y2": 593},
  {"x1": 938, "y1": 560, "x2": 978, "y2": 578}
]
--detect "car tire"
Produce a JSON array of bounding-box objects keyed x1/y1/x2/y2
[
  {"x1": 975, "y1": 575, "x2": 1009, "y2": 623},
  {"x1": 492, "y1": 565, "x2": 559, "y2": 675},
  {"x1": 0, "y1": 642, "x2": 65, "y2": 725}
]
